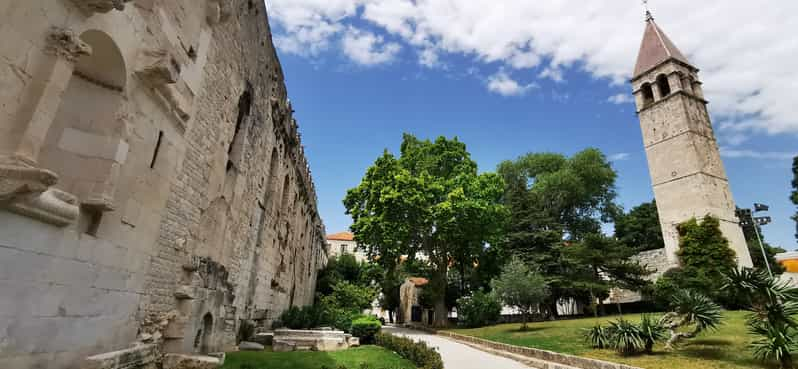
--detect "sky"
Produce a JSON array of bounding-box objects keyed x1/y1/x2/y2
[{"x1": 264, "y1": 0, "x2": 798, "y2": 250}]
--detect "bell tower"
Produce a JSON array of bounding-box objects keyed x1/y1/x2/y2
[{"x1": 631, "y1": 12, "x2": 753, "y2": 268}]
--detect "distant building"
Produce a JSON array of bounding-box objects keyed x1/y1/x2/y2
[{"x1": 326, "y1": 231, "x2": 369, "y2": 262}]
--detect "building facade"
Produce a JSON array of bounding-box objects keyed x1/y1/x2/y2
[
  {"x1": 0, "y1": 1, "x2": 327, "y2": 368},
  {"x1": 631, "y1": 12, "x2": 753, "y2": 268},
  {"x1": 326, "y1": 231, "x2": 368, "y2": 262}
]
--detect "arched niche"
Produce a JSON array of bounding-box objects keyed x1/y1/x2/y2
[
  {"x1": 656, "y1": 74, "x2": 671, "y2": 98},
  {"x1": 39, "y1": 30, "x2": 128, "y2": 234}
]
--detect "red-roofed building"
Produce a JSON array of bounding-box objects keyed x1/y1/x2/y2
[{"x1": 326, "y1": 231, "x2": 368, "y2": 262}]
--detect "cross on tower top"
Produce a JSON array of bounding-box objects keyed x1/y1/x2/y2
[{"x1": 642, "y1": 0, "x2": 654, "y2": 21}]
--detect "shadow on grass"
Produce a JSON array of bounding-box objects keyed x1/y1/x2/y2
[
  {"x1": 506, "y1": 326, "x2": 547, "y2": 334},
  {"x1": 689, "y1": 338, "x2": 733, "y2": 347}
]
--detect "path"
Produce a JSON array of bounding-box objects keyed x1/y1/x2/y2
[{"x1": 383, "y1": 326, "x2": 531, "y2": 369}]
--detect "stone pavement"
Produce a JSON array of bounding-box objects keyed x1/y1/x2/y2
[{"x1": 383, "y1": 326, "x2": 531, "y2": 369}]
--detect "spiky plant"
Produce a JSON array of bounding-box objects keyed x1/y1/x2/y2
[
  {"x1": 724, "y1": 268, "x2": 798, "y2": 369},
  {"x1": 659, "y1": 290, "x2": 723, "y2": 349},
  {"x1": 638, "y1": 314, "x2": 666, "y2": 354},
  {"x1": 584, "y1": 324, "x2": 610, "y2": 349},
  {"x1": 607, "y1": 319, "x2": 644, "y2": 356}
]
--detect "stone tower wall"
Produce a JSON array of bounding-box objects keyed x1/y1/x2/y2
[
  {"x1": 632, "y1": 61, "x2": 753, "y2": 268},
  {"x1": 0, "y1": 1, "x2": 327, "y2": 368}
]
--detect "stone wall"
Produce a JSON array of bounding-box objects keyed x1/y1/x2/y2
[{"x1": 0, "y1": 1, "x2": 327, "y2": 368}]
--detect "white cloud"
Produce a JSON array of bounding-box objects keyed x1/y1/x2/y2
[
  {"x1": 607, "y1": 93, "x2": 635, "y2": 105},
  {"x1": 418, "y1": 48, "x2": 441, "y2": 68},
  {"x1": 720, "y1": 148, "x2": 797, "y2": 160},
  {"x1": 609, "y1": 153, "x2": 632, "y2": 161},
  {"x1": 268, "y1": 0, "x2": 798, "y2": 135},
  {"x1": 487, "y1": 71, "x2": 536, "y2": 96},
  {"x1": 341, "y1": 28, "x2": 402, "y2": 66}
]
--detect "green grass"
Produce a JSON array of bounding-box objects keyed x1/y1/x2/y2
[
  {"x1": 221, "y1": 346, "x2": 417, "y2": 369},
  {"x1": 449, "y1": 311, "x2": 778, "y2": 369}
]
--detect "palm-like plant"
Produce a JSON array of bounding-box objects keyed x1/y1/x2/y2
[
  {"x1": 584, "y1": 324, "x2": 610, "y2": 349},
  {"x1": 659, "y1": 290, "x2": 723, "y2": 349},
  {"x1": 607, "y1": 319, "x2": 645, "y2": 356},
  {"x1": 723, "y1": 268, "x2": 798, "y2": 369},
  {"x1": 639, "y1": 314, "x2": 667, "y2": 354}
]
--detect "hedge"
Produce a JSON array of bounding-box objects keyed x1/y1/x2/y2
[{"x1": 375, "y1": 332, "x2": 444, "y2": 369}]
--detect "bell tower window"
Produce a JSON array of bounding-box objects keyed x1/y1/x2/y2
[
  {"x1": 641, "y1": 83, "x2": 654, "y2": 107},
  {"x1": 656, "y1": 74, "x2": 671, "y2": 97}
]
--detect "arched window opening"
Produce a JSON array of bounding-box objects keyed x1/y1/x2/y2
[
  {"x1": 656, "y1": 74, "x2": 671, "y2": 97},
  {"x1": 641, "y1": 83, "x2": 654, "y2": 107},
  {"x1": 280, "y1": 174, "x2": 291, "y2": 215},
  {"x1": 227, "y1": 82, "x2": 253, "y2": 171},
  {"x1": 39, "y1": 30, "x2": 128, "y2": 226}
]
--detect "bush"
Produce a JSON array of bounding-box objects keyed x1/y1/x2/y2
[
  {"x1": 279, "y1": 305, "x2": 326, "y2": 330},
  {"x1": 351, "y1": 316, "x2": 382, "y2": 344},
  {"x1": 456, "y1": 290, "x2": 502, "y2": 328},
  {"x1": 638, "y1": 314, "x2": 666, "y2": 354},
  {"x1": 607, "y1": 319, "x2": 644, "y2": 356},
  {"x1": 375, "y1": 332, "x2": 444, "y2": 369},
  {"x1": 584, "y1": 324, "x2": 610, "y2": 349}
]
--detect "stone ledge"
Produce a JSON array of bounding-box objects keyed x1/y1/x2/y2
[{"x1": 436, "y1": 331, "x2": 643, "y2": 369}]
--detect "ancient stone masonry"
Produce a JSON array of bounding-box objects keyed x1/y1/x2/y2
[
  {"x1": 0, "y1": 1, "x2": 327, "y2": 368},
  {"x1": 631, "y1": 15, "x2": 753, "y2": 269}
]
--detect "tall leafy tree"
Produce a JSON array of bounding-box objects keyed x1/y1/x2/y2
[
  {"x1": 614, "y1": 200, "x2": 664, "y2": 251},
  {"x1": 344, "y1": 134, "x2": 507, "y2": 327},
  {"x1": 563, "y1": 234, "x2": 651, "y2": 316},
  {"x1": 498, "y1": 149, "x2": 619, "y2": 317},
  {"x1": 742, "y1": 223, "x2": 786, "y2": 275}
]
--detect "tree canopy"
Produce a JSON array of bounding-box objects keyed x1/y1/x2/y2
[
  {"x1": 614, "y1": 200, "x2": 665, "y2": 252},
  {"x1": 344, "y1": 134, "x2": 507, "y2": 326},
  {"x1": 497, "y1": 148, "x2": 619, "y2": 317},
  {"x1": 491, "y1": 257, "x2": 549, "y2": 329}
]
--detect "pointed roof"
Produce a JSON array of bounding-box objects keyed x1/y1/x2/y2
[{"x1": 633, "y1": 16, "x2": 692, "y2": 78}]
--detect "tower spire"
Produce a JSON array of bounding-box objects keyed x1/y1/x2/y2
[{"x1": 642, "y1": 0, "x2": 654, "y2": 21}]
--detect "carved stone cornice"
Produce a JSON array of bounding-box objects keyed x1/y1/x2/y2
[
  {"x1": 136, "y1": 49, "x2": 191, "y2": 123},
  {"x1": 70, "y1": 0, "x2": 132, "y2": 15},
  {"x1": 6, "y1": 189, "x2": 80, "y2": 227},
  {"x1": 45, "y1": 27, "x2": 92, "y2": 62},
  {"x1": 0, "y1": 165, "x2": 58, "y2": 202}
]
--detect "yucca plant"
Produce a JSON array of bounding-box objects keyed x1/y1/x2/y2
[
  {"x1": 659, "y1": 290, "x2": 723, "y2": 349},
  {"x1": 723, "y1": 268, "x2": 798, "y2": 369},
  {"x1": 584, "y1": 324, "x2": 610, "y2": 349},
  {"x1": 607, "y1": 318, "x2": 644, "y2": 356},
  {"x1": 638, "y1": 314, "x2": 666, "y2": 354}
]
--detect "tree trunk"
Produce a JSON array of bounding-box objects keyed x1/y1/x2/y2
[
  {"x1": 521, "y1": 311, "x2": 529, "y2": 331},
  {"x1": 432, "y1": 262, "x2": 449, "y2": 328},
  {"x1": 389, "y1": 310, "x2": 394, "y2": 324},
  {"x1": 781, "y1": 354, "x2": 794, "y2": 369}
]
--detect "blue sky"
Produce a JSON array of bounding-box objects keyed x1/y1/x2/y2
[{"x1": 268, "y1": 1, "x2": 798, "y2": 250}]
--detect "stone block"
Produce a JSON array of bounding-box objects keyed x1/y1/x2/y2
[
  {"x1": 238, "y1": 341, "x2": 264, "y2": 351},
  {"x1": 252, "y1": 332, "x2": 273, "y2": 346},
  {"x1": 162, "y1": 354, "x2": 221, "y2": 369},
  {"x1": 272, "y1": 339, "x2": 296, "y2": 352},
  {"x1": 174, "y1": 285, "x2": 195, "y2": 300},
  {"x1": 347, "y1": 336, "x2": 360, "y2": 347}
]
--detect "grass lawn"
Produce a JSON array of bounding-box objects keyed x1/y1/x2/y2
[
  {"x1": 221, "y1": 346, "x2": 416, "y2": 369},
  {"x1": 449, "y1": 310, "x2": 777, "y2": 369}
]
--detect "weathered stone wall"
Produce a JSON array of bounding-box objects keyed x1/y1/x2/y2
[
  {"x1": 632, "y1": 59, "x2": 752, "y2": 268},
  {"x1": 0, "y1": 1, "x2": 326, "y2": 368}
]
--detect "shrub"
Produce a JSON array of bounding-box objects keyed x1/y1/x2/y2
[
  {"x1": 456, "y1": 290, "x2": 502, "y2": 328},
  {"x1": 584, "y1": 324, "x2": 610, "y2": 349},
  {"x1": 638, "y1": 314, "x2": 666, "y2": 354},
  {"x1": 279, "y1": 305, "x2": 325, "y2": 330},
  {"x1": 375, "y1": 332, "x2": 444, "y2": 369},
  {"x1": 607, "y1": 319, "x2": 644, "y2": 356},
  {"x1": 351, "y1": 316, "x2": 382, "y2": 344}
]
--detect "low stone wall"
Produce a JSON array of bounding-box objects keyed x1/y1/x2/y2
[
  {"x1": 272, "y1": 329, "x2": 359, "y2": 352},
  {"x1": 437, "y1": 331, "x2": 642, "y2": 369}
]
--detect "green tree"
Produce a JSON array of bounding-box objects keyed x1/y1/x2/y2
[
  {"x1": 490, "y1": 257, "x2": 550, "y2": 329},
  {"x1": 344, "y1": 134, "x2": 507, "y2": 327},
  {"x1": 674, "y1": 216, "x2": 737, "y2": 300},
  {"x1": 497, "y1": 149, "x2": 619, "y2": 317},
  {"x1": 723, "y1": 268, "x2": 798, "y2": 369},
  {"x1": 614, "y1": 200, "x2": 664, "y2": 252},
  {"x1": 563, "y1": 234, "x2": 651, "y2": 316}
]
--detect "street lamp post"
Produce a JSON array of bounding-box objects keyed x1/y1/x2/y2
[{"x1": 738, "y1": 204, "x2": 774, "y2": 277}]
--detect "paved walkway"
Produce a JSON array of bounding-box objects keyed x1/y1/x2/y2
[{"x1": 383, "y1": 326, "x2": 530, "y2": 369}]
